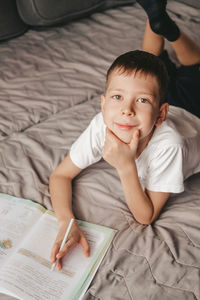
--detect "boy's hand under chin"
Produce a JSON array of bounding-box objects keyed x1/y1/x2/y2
[{"x1": 102, "y1": 127, "x2": 140, "y2": 171}]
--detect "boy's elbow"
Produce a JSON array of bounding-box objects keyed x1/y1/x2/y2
[
  {"x1": 137, "y1": 218, "x2": 152, "y2": 226},
  {"x1": 131, "y1": 202, "x2": 159, "y2": 225},
  {"x1": 133, "y1": 212, "x2": 156, "y2": 226}
]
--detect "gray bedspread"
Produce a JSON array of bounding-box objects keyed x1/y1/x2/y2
[{"x1": 0, "y1": 1, "x2": 200, "y2": 299}]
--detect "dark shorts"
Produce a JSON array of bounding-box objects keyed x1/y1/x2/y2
[{"x1": 159, "y1": 50, "x2": 200, "y2": 118}]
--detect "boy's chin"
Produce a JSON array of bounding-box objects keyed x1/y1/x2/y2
[
  {"x1": 107, "y1": 125, "x2": 133, "y2": 144},
  {"x1": 119, "y1": 136, "x2": 132, "y2": 144},
  {"x1": 113, "y1": 132, "x2": 132, "y2": 144}
]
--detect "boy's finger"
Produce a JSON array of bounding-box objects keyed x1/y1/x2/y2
[
  {"x1": 56, "y1": 239, "x2": 76, "y2": 259},
  {"x1": 80, "y1": 236, "x2": 90, "y2": 257},
  {"x1": 129, "y1": 129, "x2": 140, "y2": 150},
  {"x1": 56, "y1": 259, "x2": 62, "y2": 270},
  {"x1": 50, "y1": 242, "x2": 61, "y2": 262}
]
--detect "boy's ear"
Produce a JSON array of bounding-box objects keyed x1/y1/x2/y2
[
  {"x1": 101, "y1": 94, "x2": 106, "y2": 112},
  {"x1": 155, "y1": 103, "x2": 169, "y2": 127}
]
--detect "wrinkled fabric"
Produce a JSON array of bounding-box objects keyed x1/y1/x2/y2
[{"x1": 0, "y1": 1, "x2": 200, "y2": 299}]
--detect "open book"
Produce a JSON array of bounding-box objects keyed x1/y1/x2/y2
[{"x1": 0, "y1": 193, "x2": 116, "y2": 300}]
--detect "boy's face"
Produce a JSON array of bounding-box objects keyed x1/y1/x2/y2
[{"x1": 101, "y1": 69, "x2": 168, "y2": 148}]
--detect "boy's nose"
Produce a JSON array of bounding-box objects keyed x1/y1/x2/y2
[{"x1": 121, "y1": 107, "x2": 135, "y2": 117}]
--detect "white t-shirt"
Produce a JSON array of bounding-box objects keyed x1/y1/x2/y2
[{"x1": 70, "y1": 106, "x2": 200, "y2": 193}]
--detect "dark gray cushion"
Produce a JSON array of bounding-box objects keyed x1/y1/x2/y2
[
  {"x1": 16, "y1": 0, "x2": 135, "y2": 27},
  {"x1": 0, "y1": 0, "x2": 28, "y2": 41}
]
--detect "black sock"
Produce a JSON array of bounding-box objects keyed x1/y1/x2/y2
[{"x1": 136, "y1": 0, "x2": 180, "y2": 42}]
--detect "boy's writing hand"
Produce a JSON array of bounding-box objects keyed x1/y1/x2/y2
[
  {"x1": 102, "y1": 127, "x2": 139, "y2": 171},
  {"x1": 50, "y1": 220, "x2": 90, "y2": 270}
]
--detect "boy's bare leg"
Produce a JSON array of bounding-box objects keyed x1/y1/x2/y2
[
  {"x1": 138, "y1": 0, "x2": 200, "y2": 66},
  {"x1": 170, "y1": 32, "x2": 200, "y2": 66},
  {"x1": 142, "y1": 19, "x2": 164, "y2": 56},
  {"x1": 143, "y1": 20, "x2": 200, "y2": 66}
]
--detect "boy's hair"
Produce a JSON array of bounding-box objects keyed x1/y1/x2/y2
[{"x1": 106, "y1": 50, "x2": 169, "y2": 104}]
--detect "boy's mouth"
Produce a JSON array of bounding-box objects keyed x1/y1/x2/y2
[{"x1": 115, "y1": 123, "x2": 136, "y2": 131}]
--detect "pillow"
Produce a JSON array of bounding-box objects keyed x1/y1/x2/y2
[
  {"x1": 16, "y1": 0, "x2": 135, "y2": 27},
  {"x1": 0, "y1": 0, "x2": 28, "y2": 41}
]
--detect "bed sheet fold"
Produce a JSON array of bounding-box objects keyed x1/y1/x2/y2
[{"x1": 0, "y1": 1, "x2": 200, "y2": 299}]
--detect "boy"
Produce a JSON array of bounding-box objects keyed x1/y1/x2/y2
[{"x1": 49, "y1": 0, "x2": 200, "y2": 270}]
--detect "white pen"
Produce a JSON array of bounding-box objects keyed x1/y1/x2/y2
[{"x1": 51, "y1": 218, "x2": 75, "y2": 272}]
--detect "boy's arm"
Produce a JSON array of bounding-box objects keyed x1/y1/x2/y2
[
  {"x1": 49, "y1": 154, "x2": 81, "y2": 223},
  {"x1": 118, "y1": 163, "x2": 170, "y2": 224},
  {"x1": 49, "y1": 155, "x2": 90, "y2": 269},
  {"x1": 102, "y1": 128, "x2": 170, "y2": 225}
]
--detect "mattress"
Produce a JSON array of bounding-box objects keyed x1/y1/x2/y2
[{"x1": 0, "y1": 1, "x2": 200, "y2": 299}]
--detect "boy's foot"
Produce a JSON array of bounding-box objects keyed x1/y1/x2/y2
[{"x1": 136, "y1": 0, "x2": 180, "y2": 41}]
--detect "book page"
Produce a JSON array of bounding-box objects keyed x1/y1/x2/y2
[
  {"x1": 0, "y1": 212, "x2": 115, "y2": 300},
  {"x1": 0, "y1": 194, "x2": 45, "y2": 268}
]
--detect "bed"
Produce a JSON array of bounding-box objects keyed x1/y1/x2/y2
[{"x1": 0, "y1": 0, "x2": 200, "y2": 299}]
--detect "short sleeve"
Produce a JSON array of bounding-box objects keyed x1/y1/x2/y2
[
  {"x1": 145, "y1": 145, "x2": 184, "y2": 193},
  {"x1": 70, "y1": 113, "x2": 105, "y2": 169}
]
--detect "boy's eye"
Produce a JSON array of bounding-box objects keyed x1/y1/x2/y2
[
  {"x1": 112, "y1": 95, "x2": 122, "y2": 100},
  {"x1": 137, "y1": 97, "x2": 148, "y2": 103}
]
